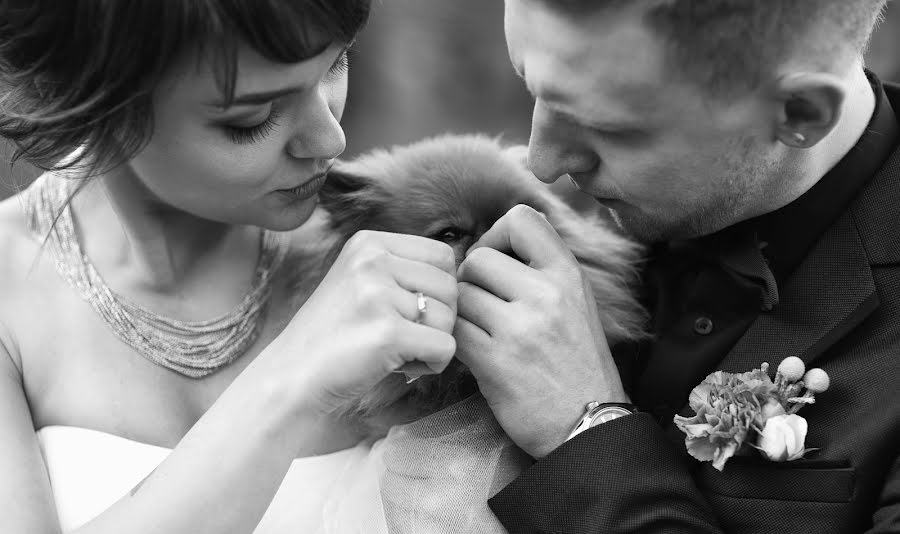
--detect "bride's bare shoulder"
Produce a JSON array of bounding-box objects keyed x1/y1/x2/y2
[
  {"x1": 0, "y1": 189, "x2": 41, "y2": 372},
  {"x1": 0, "y1": 188, "x2": 42, "y2": 287}
]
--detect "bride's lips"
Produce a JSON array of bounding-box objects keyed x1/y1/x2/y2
[{"x1": 276, "y1": 172, "x2": 329, "y2": 201}]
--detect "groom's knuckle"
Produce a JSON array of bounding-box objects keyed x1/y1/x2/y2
[
  {"x1": 534, "y1": 281, "x2": 565, "y2": 309},
  {"x1": 509, "y1": 203, "x2": 538, "y2": 222},
  {"x1": 464, "y1": 246, "x2": 491, "y2": 266},
  {"x1": 506, "y1": 316, "x2": 533, "y2": 341},
  {"x1": 456, "y1": 281, "x2": 474, "y2": 301}
]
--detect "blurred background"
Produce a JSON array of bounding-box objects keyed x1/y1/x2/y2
[{"x1": 2, "y1": 0, "x2": 899, "y2": 200}]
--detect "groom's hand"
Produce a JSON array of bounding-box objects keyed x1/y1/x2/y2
[{"x1": 454, "y1": 205, "x2": 629, "y2": 459}]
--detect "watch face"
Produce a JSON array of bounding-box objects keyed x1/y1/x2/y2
[{"x1": 591, "y1": 406, "x2": 633, "y2": 426}]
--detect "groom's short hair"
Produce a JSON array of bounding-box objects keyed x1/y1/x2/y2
[{"x1": 546, "y1": 0, "x2": 889, "y2": 94}]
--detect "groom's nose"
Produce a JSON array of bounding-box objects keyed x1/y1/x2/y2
[{"x1": 527, "y1": 101, "x2": 599, "y2": 183}]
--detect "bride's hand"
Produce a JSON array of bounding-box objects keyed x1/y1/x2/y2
[{"x1": 272, "y1": 230, "x2": 459, "y2": 415}]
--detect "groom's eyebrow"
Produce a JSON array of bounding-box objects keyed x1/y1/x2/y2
[
  {"x1": 534, "y1": 85, "x2": 649, "y2": 130},
  {"x1": 512, "y1": 59, "x2": 655, "y2": 128}
]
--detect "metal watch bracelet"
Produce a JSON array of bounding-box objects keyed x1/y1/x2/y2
[{"x1": 565, "y1": 401, "x2": 639, "y2": 442}]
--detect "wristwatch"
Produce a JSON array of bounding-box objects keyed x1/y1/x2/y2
[{"x1": 565, "y1": 401, "x2": 639, "y2": 442}]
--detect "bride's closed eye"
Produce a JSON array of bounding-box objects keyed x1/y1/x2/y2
[
  {"x1": 225, "y1": 106, "x2": 282, "y2": 144},
  {"x1": 223, "y1": 50, "x2": 350, "y2": 145}
]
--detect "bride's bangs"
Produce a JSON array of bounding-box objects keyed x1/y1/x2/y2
[
  {"x1": 205, "y1": 0, "x2": 372, "y2": 108},
  {"x1": 0, "y1": 0, "x2": 371, "y2": 175}
]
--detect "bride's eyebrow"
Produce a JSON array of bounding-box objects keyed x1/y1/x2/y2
[
  {"x1": 205, "y1": 45, "x2": 351, "y2": 110},
  {"x1": 206, "y1": 42, "x2": 353, "y2": 110},
  {"x1": 219, "y1": 86, "x2": 304, "y2": 107}
]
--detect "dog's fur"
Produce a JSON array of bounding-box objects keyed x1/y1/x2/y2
[{"x1": 286, "y1": 134, "x2": 647, "y2": 430}]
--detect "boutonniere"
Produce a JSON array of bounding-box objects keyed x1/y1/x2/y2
[{"x1": 674, "y1": 357, "x2": 830, "y2": 471}]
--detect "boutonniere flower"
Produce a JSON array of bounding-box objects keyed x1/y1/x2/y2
[{"x1": 674, "y1": 357, "x2": 829, "y2": 471}]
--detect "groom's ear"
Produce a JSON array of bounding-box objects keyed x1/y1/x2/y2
[{"x1": 771, "y1": 72, "x2": 846, "y2": 149}]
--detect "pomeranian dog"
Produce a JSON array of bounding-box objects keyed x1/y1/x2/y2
[{"x1": 287, "y1": 134, "x2": 647, "y2": 431}]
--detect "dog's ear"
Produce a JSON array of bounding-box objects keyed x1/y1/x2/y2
[
  {"x1": 318, "y1": 164, "x2": 373, "y2": 210},
  {"x1": 318, "y1": 163, "x2": 385, "y2": 236}
]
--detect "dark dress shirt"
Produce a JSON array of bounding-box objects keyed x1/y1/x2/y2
[
  {"x1": 626, "y1": 72, "x2": 899, "y2": 429},
  {"x1": 490, "y1": 73, "x2": 900, "y2": 534}
]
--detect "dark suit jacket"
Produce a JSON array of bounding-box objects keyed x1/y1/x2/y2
[{"x1": 488, "y1": 83, "x2": 900, "y2": 533}]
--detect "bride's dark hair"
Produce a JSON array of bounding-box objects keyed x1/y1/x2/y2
[{"x1": 0, "y1": 0, "x2": 371, "y2": 176}]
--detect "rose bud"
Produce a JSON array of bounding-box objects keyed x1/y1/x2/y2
[{"x1": 757, "y1": 414, "x2": 808, "y2": 462}]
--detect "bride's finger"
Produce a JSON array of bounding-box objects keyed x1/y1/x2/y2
[
  {"x1": 389, "y1": 256, "x2": 458, "y2": 311},
  {"x1": 391, "y1": 287, "x2": 456, "y2": 334},
  {"x1": 368, "y1": 231, "x2": 457, "y2": 275},
  {"x1": 393, "y1": 321, "x2": 456, "y2": 374}
]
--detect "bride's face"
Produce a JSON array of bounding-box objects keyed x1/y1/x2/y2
[{"x1": 119, "y1": 41, "x2": 350, "y2": 231}]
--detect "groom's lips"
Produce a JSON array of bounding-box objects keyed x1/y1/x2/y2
[
  {"x1": 566, "y1": 175, "x2": 624, "y2": 205},
  {"x1": 567, "y1": 173, "x2": 618, "y2": 201}
]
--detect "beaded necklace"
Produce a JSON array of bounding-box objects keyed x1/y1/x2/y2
[{"x1": 24, "y1": 175, "x2": 288, "y2": 378}]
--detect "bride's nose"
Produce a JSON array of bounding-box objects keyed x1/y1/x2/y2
[{"x1": 286, "y1": 86, "x2": 346, "y2": 161}]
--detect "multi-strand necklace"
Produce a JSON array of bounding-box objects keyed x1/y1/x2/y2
[{"x1": 24, "y1": 175, "x2": 288, "y2": 378}]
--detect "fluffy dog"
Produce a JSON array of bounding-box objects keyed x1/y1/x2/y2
[{"x1": 287, "y1": 134, "x2": 647, "y2": 430}]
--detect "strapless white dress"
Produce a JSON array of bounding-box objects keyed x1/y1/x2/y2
[
  {"x1": 36, "y1": 425, "x2": 382, "y2": 533},
  {"x1": 36, "y1": 395, "x2": 528, "y2": 534}
]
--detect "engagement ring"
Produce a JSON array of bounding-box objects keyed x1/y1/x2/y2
[{"x1": 415, "y1": 291, "x2": 428, "y2": 324}]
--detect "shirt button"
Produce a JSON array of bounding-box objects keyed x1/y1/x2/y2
[{"x1": 694, "y1": 316, "x2": 714, "y2": 335}]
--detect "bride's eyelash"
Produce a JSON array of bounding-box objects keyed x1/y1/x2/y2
[
  {"x1": 328, "y1": 51, "x2": 350, "y2": 77},
  {"x1": 225, "y1": 107, "x2": 281, "y2": 145},
  {"x1": 224, "y1": 52, "x2": 347, "y2": 145}
]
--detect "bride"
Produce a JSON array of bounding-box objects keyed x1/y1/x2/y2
[{"x1": 0, "y1": 1, "x2": 471, "y2": 532}]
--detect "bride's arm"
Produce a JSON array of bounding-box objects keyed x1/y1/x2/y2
[
  {"x1": 0, "y1": 229, "x2": 458, "y2": 534},
  {"x1": 71, "y1": 348, "x2": 327, "y2": 534},
  {"x1": 0, "y1": 336, "x2": 317, "y2": 534},
  {"x1": 0, "y1": 335, "x2": 61, "y2": 534}
]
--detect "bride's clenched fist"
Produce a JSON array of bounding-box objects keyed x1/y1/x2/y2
[{"x1": 270, "y1": 230, "x2": 458, "y2": 415}]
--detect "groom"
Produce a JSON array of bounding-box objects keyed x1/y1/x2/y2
[{"x1": 454, "y1": 0, "x2": 900, "y2": 532}]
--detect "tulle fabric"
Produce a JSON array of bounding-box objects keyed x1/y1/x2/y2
[
  {"x1": 323, "y1": 393, "x2": 532, "y2": 534},
  {"x1": 37, "y1": 395, "x2": 528, "y2": 533}
]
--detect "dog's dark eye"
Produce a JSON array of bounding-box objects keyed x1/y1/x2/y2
[{"x1": 432, "y1": 227, "x2": 463, "y2": 242}]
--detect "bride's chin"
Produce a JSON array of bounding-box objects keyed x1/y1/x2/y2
[{"x1": 259, "y1": 194, "x2": 320, "y2": 232}]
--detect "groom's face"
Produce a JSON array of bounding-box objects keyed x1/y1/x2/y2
[{"x1": 505, "y1": 1, "x2": 787, "y2": 242}]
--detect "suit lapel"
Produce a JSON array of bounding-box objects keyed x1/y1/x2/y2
[
  {"x1": 718, "y1": 82, "x2": 900, "y2": 376},
  {"x1": 717, "y1": 210, "x2": 878, "y2": 375}
]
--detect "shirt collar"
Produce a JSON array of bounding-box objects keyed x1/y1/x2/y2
[
  {"x1": 656, "y1": 70, "x2": 900, "y2": 312},
  {"x1": 751, "y1": 70, "x2": 900, "y2": 284}
]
